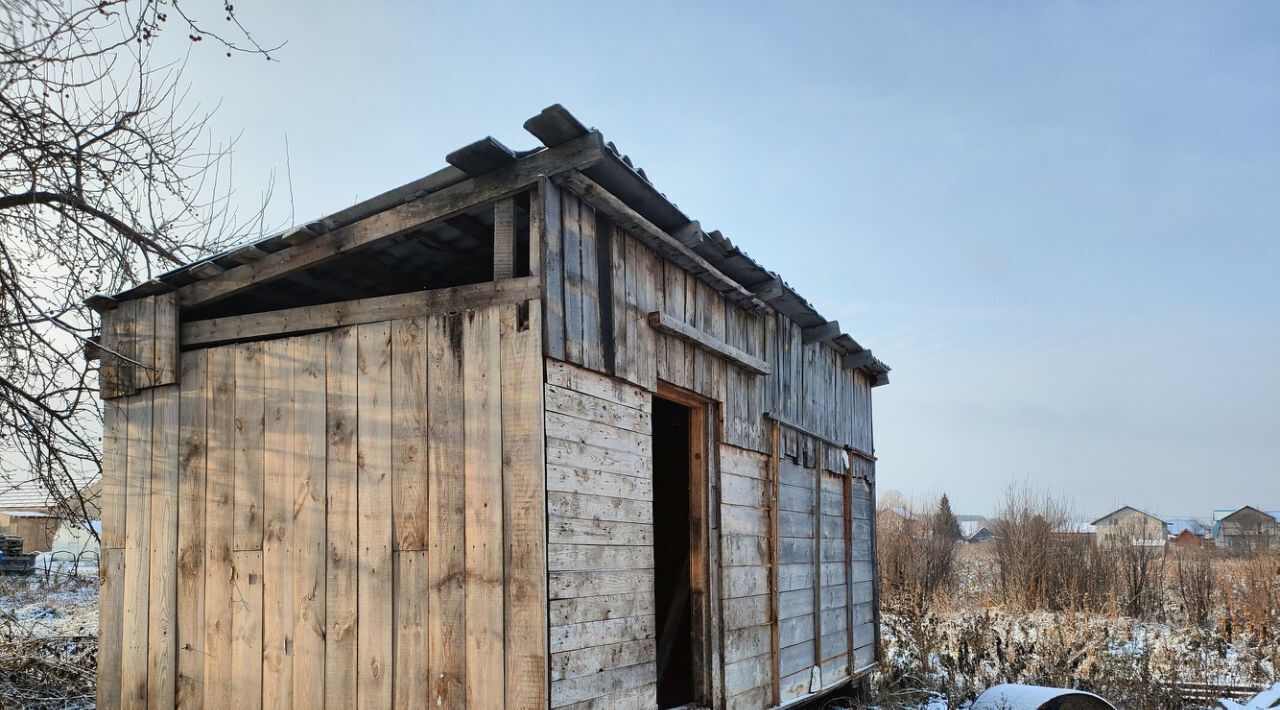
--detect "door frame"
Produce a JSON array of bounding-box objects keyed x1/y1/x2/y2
[{"x1": 654, "y1": 380, "x2": 723, "y2": 708}]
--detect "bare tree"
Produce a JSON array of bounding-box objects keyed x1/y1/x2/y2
[{"x1": 0, "y1": 1, "x2": 278, "y2": 528}]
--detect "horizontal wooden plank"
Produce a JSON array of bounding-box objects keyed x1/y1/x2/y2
[
  {"x1": 722, "y1": 566, "x2": 769, "y2": 599},
  {"x1": 549, "y1": 570, "x2": 654, "y2": 600},
  {"x1": 182, "y1": 277, "x2": 540, "y2": 347},
  {"x1": 719, "y1": 473, "x2": 767, "y2": 508},
  {"x1": 547, "y1": 465, "x2": 652, "y2": 502},
  {"x1": 722, "y1": 627, "x2": 771, "y2": 665},
  {"x1": 549, "y1": 517, "x2": 653, "y2": 546},
  {"x1": 545, "y1": 412, "x2": 652, "y2": 457},
  {"x1": 723, "y1": 653, "x2": 770, "y2": 698},
  {"x1": 548, "y1": 491, "x2": 653, "y2": 525},
  {"x1": 720, "y1": 535, "x2": 768, "y2": 568},
  {"x1": 547, "y1": 439, "x2": 650, "y2": 478},
  {"x1": 550, "y1": 591, "x2": 655, "y2": 626},
  {"x1": 560, "y1": 682, "x2": 655, "y2": 710},
  {"x1": 546, "y1": 360, "x2": 650, "y2": 411},
  {"x1": 780, "y1": 640, "x2": 815, "y2": 677},
  {"x1": 719, "y1": 446, "x2": 769, "y2": 480},
  {"x1": 551, "y1": 639, "x2": 655, "y2": 681},
  {"x1": 550, "y1": 615, "x2": 655, "y2": 653},
  {"x1": 550, "y1": 661, "x2": 656, "y2": 708},
  {"x1": 779, "y1": 613, "x2": 815, "y2": 649},
  {"x1": 545, "y1": 384, "x2": 652, "y2": 434},
  {"x1": 778, "y1": 589, "x2": 814, "y2": 620},
  {"x1": 646, "y1": 312, "x2": 771, "y2": 375},
  {"x1": 548, "y1": 544, "x2": 652, "y2": 571},
  {"x1": 721, "y1": 594, "x2": 770, "y2": 631},
  {"x1": 721, "y1": 505, "x2": 769, "y2": 536}
]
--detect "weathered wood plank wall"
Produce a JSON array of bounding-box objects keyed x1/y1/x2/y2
[
  {"x1": 543, "y1": 188, "x2": 874, "y2": 460},
  {"x1": 543, "y1": 182, "x2": 879, "y2": 708},
  {"x1": 98, "y1": 300, "x2": 547, "y2": 710},
  {"x1": 545, "y1": 360, "x2": 658, "y2": 709}
]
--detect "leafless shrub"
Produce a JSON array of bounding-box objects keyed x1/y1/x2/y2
[
  {"x1": 0, "y1": 0, "x2": 279, "y2": 529},
  {"x1": 1174, "y1": 547, "x2": 1215, "y2": 628}
]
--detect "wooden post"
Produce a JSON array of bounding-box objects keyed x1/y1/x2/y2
[{"x1": 768, "y1": 419, "x2": 781, "y2": 706}]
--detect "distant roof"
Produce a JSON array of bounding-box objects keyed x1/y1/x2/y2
[
  {"x1": 1162, "y1": 518, "x2": 1208, "y2": 538},
  {"x1": 1091, "y1": 506, "x2": 1164, "y2": 526},
  {"x1": 1057, "y1": 519, "x2": 1095, "y2": 535}
]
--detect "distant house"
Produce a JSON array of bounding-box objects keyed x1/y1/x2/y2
[
  {"x1": 1214, "y1": 506, "x2": 1279, "y2": 551},
  {"x1": 0, "y1": 510, "x2": 58, "y2": 553},
  {"x1": 1054, "y1": 518, "x2": 1096, "y2": 541},
  {"x1": 1169, "y1": 529, "x2": 1204, "y2": 550},
  {"x1": 0, "y1": 478, "x2": 101, "y2": 554},
  {"x1": 965, "y1": 525, "x2": 996, "y2": 544},
  {"x1": 1092, "y1": 506, "x2": 1168, "y2": 547},
  {"x1": 957, "y1": 515, "x2": 993, "y2": 543}
]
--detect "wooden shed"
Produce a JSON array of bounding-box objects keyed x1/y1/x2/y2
[{"x1": 91, "y1": 105, "x2": 889, "y2": 710}]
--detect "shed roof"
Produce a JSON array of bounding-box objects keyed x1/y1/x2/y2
[{"x1": 96, "y1": 105, "x2": 889, "y2": 384}]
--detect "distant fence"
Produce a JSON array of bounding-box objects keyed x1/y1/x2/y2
[{"x1": 1155, "y1": 681, "x2": 1269, "y2": 703}]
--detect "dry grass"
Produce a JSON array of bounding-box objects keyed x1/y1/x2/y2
[{"x1": 872, "y1": 490, "x2": 1280, "y2": 707}]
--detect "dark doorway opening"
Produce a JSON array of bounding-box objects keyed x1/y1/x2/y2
[{"x1": 653, "y1": 395, "x2": 695, "y2": 708}]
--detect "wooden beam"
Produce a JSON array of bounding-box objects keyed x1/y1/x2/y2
[
  {"x1": 646, "y1": 311, "x2": 771, "y2": 375},
  {"x1": 493, "y1": 198, "x2": 515, "y2": 280},
  {"x1": 188, "y1": 262, "x2": 226, "y2": 280},
  {"x1": 524, "y1": 104, "x2": 589, "y2": 147},
  {"x1": 176, "y1": 132, "x2": 606, "y2": 309},
  {"x1": 670, "y1": 220, "x2": 707, "y2": 249},
  {"x1": 749, "y1": 277, "x2": 786, "y2": 303},
  {"x1": 181, "y1": 277, "x2": 540, "y2": 347},
  {"x1": 840, "y1": 350, "x2": 876, "y2": 370},
  {"x1": 226, "y1": 244, "x2": 271, "y2": 264},
  {"x1": 801, "y1": 321, "x2": 840, "y2": 345},
  {"x1": 554, "y1": 170, "x2": 767, "y2": 313},
  {"x1": 446, "y1": 136, "x2": 518, "y2": 177}
]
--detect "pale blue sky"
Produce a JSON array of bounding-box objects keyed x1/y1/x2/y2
[{"x1": 177, "y1": 1, "x2": 1278, "y2": 517}]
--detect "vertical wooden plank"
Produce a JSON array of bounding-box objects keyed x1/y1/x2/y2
[
  {"x1": 501, "y1": 302, "x2": 549, "y2": 709},
  {"x1": 357, "y1": 321, "x2": 395, "y2": 710},
  {"x1": 101, "y1": 394, "x2": 128, "y2": 548},
  {"x1": 231, "y1": 549, "x2": 264, "y2": 709},
  {"x1": 120, "y1": 390, "x2": 151, "y2": 709},
  {"x1": 539, "y1": 178, "x2": 566, "y2": 360},
  {"x1": 662, "y1": 261, "x2": 689, "y2": 390},
  {"x1": 624, "y1": 235, "x2": 641, "y2": 387},
  {"x1": 261, "y1": 338, "x2": 294, "y2": 709},
  {"x1": 203, "y1": 348, "x2": 235, "y2": 707},
  {"x1": 133, "y1": 296, "x2": 156, "y2": 390},
  {"x1": 812, "y1": 452, "x2": 823, "y2": 669},
  {"x1": 325, "y1": 327, "x2": 359, "y2": 709},
  {"x1": 99, "y1": 308, "x2": 125, "y2": 400},
  {"x1": 153, "y1": 293, "x2": 179, "y2": 386},
  {"x1": 562, "y1": 191, "x2": 584, "y2": 365},
  {"x1": 427, "y1": 313, "x2": 467, "y2": 706},
  {"x1": 176, "y1": 351, "x2": 207, "y2": 707},
  {"x1": 635, "y1": 243, "x2": 659, "y2": 392},
  {"x1": 494, "y1": 197, "x2": 516, "y2": 280},
  {"x1": 610, "y1": 228, "x2": 630, "y2": 382},
  {"x1": 844, "y1": 460, "x2": 855, "y2": 677},
  {"x1": 393, "y1": 318, "x2": 428, "y2": 550},
  {"x1": 579, "y1": 201, "x2": 604, "y2": 371},
  {"x1": 98, "y1": 547, "x2": 125, "y2": 709},
  {"x1": 464, "y1": 306, "x2": 504, "y2": 708},
  {"x1": 233, "y1": 342, "x2": 265, "y2": 551},
  {"x1": 769, "y1": 421, "x2": 781, "y2": 706},
  {"x1": 292, "y1": 334, "x2": 328, "y2": 707},
  {"x1": 393, "y1": 551, "x2": 430, "y2": 707},
  {"x1": 148, "y1": 385, "x2": 179, "y2": 709}
]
